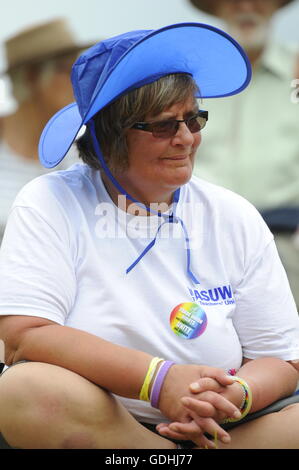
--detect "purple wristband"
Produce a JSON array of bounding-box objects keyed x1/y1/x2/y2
[{"x1": 150, "y1": 361, "x2": 175, "y2": 408}]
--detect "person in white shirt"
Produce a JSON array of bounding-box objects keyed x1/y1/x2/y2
[{"x1": 0, "y1": 23, "x2": 298, "y2": 450}]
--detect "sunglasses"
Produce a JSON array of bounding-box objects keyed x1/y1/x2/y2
[{"x1": 131, "y1": 110, "x2": 208, "y2": 138}]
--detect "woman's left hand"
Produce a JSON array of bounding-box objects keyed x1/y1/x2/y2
[
  {"x1": 156, "y1": 413, "x2": 231, "y2": 448},
  {"x1": 157, "y1": 376, "x2": 243, "y2": 446},
  {"x1": 188, "y1": 376, "x2": 245, "y2": 421}
]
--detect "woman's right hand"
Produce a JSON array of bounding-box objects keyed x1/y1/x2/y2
[{"x1": 156, "y1": 364, "x2": 241, "y2": 447}]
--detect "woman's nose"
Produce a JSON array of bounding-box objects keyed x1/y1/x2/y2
[{"x1": 172, "y1": 122, "x2": 196, "y2": 145}]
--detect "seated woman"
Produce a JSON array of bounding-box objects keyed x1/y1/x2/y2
[{"x1": 0, "y1": 23, "x2": 298, "y2": 449}]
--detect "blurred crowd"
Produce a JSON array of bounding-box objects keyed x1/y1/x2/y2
[
  {"x1": 0, "y1": 18, "x2": 93, "y2": 244},
  {"x1": 189, "y1": 0, "x2": 299, "y2": 307},
  {"x1": 0, "y1": 0, "x2": 298, "y2": 306}
]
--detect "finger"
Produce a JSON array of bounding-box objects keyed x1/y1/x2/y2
[
  {"x1": 181, "y1": 397, "x2": 216, "y2": 417},
  {"x1": 157, "y1": 422, "x2": 201, "y2": 442},
  {"x1": 188, "y1": 413, "x2": 231, "y2": 446},
  {"x1": 157, "y1": 424, "x2": 190, "y2": 441},
  {"x1": 201, "y1": 367, "x2": 234, "y2": 387},
  {"x1": 200, "y1": 391, "x2": 241, "y2": 419},
  {"x1": 189, "y1": 370, "x2": 234, "y2": 394},
  {"x1": 169, "y1": 420, "x2": 203, "y2": 435},
  {"x1": 156, "y1": 420, "x2": 192, "y2": 434},
  {"x1": 182, "y1": 395, "x2": 241, "y2": 421},
  {"x1": 156, "y1": 412, "x2": 193, "y2": 433},
  {"x1": 189, "y1": 377, "x2": 225, "y2": 394},
  {"x1": 167, "y1": 420, "x2": 218, "y2": 449},
  {"x1": 156, "y1": 422, "x2": 178, "y2": 434},
  {"x1": 156, "y1": 422, "x2": 171, "y2": 431},
  {"x1": 157, "y1": 420, "x2": 210, "y2": 444}
]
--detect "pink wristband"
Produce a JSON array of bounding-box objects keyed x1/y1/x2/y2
[{"x1": 150, "y1": 360, "x2": 175, "y2": 408}]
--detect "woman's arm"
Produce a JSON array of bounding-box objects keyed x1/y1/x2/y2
[
  {"x1": 0, "y1": 314, "x2": 240, "y2": 412},
  {"x1": 157, "y1": 357, "x2": 299, "y2": 444},
  {"x1": 234, "y1": 357, "x2": 299, "y2": 412},
  {"x1": 186, "y1": 357, "x2": 299, "y2": 416},
  {"x1": 0, "y1": 314, "x2": 243, "y2": 448},
  {"x1": 0, "y1": 315, "x2": 152, "y2": 399}
]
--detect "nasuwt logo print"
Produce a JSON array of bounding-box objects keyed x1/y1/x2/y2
[{"x1": 189, "y1": 284, "x2": 235, "y2": 306}]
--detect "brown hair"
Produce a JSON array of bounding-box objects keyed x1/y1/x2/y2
[{"x1": 76, "y1": 73, "x2": 199, "y2": 172}]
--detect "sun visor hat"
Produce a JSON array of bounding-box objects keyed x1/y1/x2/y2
[{"x1": 39, "y1": 22, "x2": 252, "y2": 168}]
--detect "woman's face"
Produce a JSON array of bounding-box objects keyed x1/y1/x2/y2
[{"x1": 117, "y1": 96, "x2": 201, "y2": 204}]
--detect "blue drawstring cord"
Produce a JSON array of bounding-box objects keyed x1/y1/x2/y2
[
  {"x1": 176, "y1": 215, "x2": 200, "y2": 285},
  {"x1": 89, "y1": 119, "x2": 200, "y2": 284},
  {"x1": 126, "y1": 218, "x2": 172, "y2": 274}
]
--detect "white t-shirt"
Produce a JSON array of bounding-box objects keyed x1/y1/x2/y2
[
  {"x1": 0, "y1": 163, "x2": 298, "y2": 424},
  {"x1": 0, "y1": 141, "x2": 78, "y2": 244}
]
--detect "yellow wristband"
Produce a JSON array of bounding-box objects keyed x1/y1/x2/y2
[
  {"x1": 224, "y1": 376, "x2": 252, "y2": 423},
  {"x1": 139, "y1": 357, "x2": 164, "y2": 402}
]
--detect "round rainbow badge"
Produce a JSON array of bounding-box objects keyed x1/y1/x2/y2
[{"x1": 170, "y1": 302, "x2": 207, "y2": 339}]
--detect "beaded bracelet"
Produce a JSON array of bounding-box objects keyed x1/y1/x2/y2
[
  {"x1": 150, "y1": 360, "x2": 175, "y2": 408},
  {"x1": 139, "y1": 357, "x2": 164, "y2": 402},
  {"x1": 224, "y1": 376, "x2": 253, "y2": 423}
]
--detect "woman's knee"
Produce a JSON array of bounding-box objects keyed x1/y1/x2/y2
[{"x1": 0, "y1": 361, "x2": 118, "y2": 448}]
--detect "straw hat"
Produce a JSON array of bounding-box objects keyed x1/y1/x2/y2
[
  {"x1": 3, "y1": 18, "x2": 94, "y2": 74},
  {"x1": 189, "y1": 0, "x2": 293, "y2": 16}
]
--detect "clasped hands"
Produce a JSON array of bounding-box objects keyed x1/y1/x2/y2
[{"x1": 156, "y1": 364, "x2": 245, "y2": 449}]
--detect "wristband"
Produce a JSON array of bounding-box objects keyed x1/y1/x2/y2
[
  {"x1": 150, "y1": 360, "x2": 175, "y2": 408},
  {"x1": 139, "y1": 357, "x2": 164, "y2": 402},
  {"x1": 224, "y1": 376, "x2": 252, "y2": 423}
]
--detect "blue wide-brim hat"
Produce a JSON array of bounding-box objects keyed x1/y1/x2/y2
[{"x1": 39, "y1": 22, "x2": 251, "y2": 168}]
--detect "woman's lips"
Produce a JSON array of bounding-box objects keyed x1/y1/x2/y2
[{"x1": 162, "y1": 154, "x2": 189, "y2": 161}]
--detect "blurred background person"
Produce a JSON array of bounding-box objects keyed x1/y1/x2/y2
[
  {"x1": 0, "y1": 18, "x2": 93, "y2": 244},
  {"x1": 189, "y1": 0, "x2": 299, "y2": 307}
]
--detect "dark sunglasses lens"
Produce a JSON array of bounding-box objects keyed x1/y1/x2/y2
[
  {"x1": 187, "y1": 116, "x2": 206, "y2": 133},
  {"x1": 152, "y1": 120, "x2": 178, "y2": 138}
]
